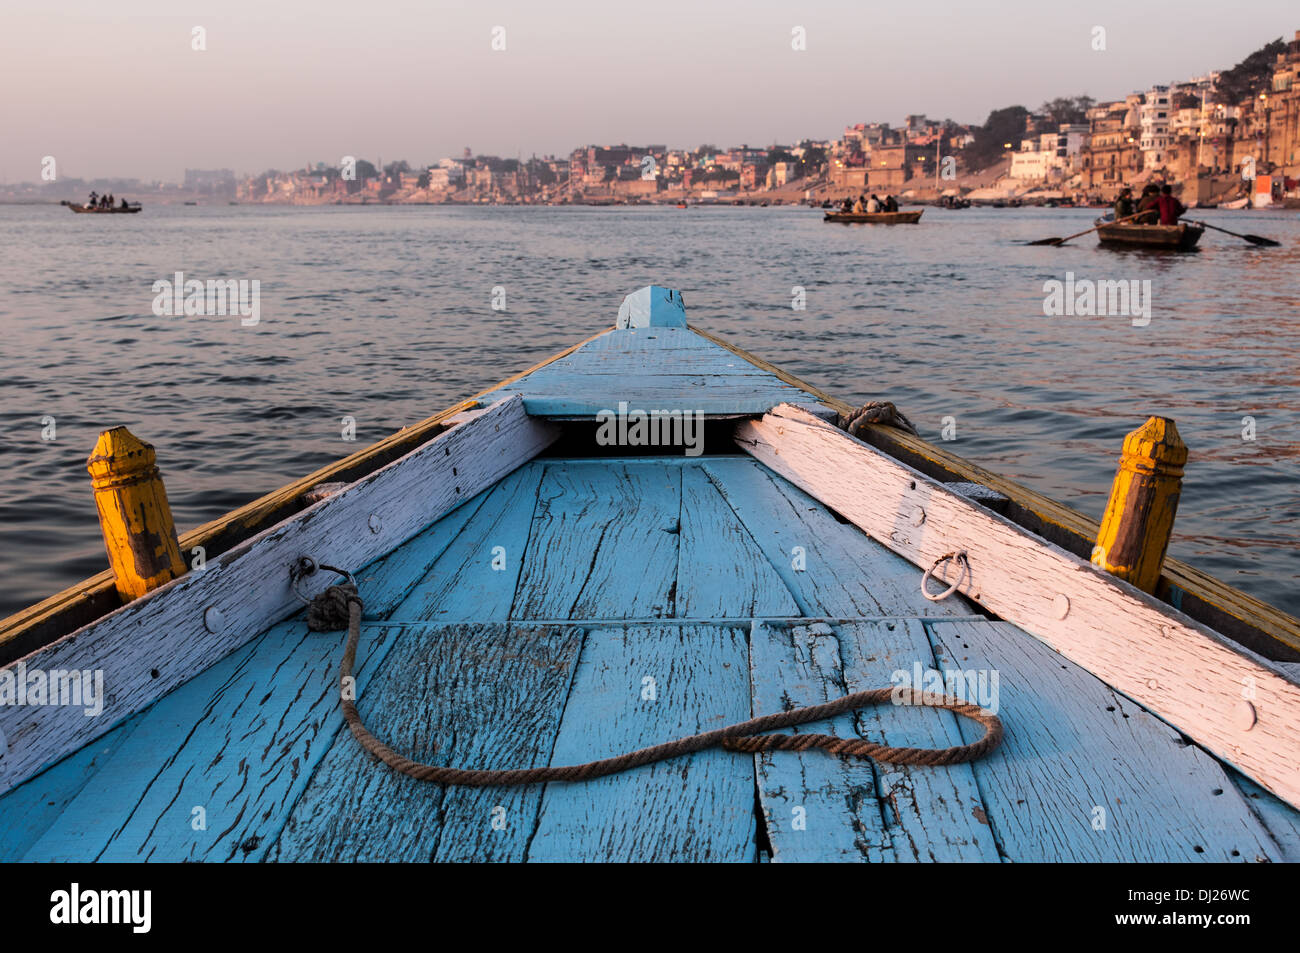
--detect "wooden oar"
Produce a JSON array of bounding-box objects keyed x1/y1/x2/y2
[
  {"x1": 1185, "y1": 219, "x2": 1280, "y2": 247},
  {"x1": 1025, "y1": 211, "x2": 1144, "y2": 246}
]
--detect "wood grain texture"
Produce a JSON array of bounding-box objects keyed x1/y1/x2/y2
[
  {"x1": 835, "y1": 620, "x2": 1000, "y2": 861},
  {"x1": 511, "y1": 461, "x2": 680, "y2": 620},
  {"x1": 354, "y1": 494, "x2": 489, "y2": 620},
  {"x1": 1230, "y1": 771, "x2": 1300, "y2": 862},
  {"x1": 270, "y1": 624, "x2": 583, "y2": 862},
  {"x1": 526, "y1": 624, "x2": 756, "y2": 862},
  {"x1": 745, "y1": 620, "x2": 888, "y2": 862},
  {"x1": 747, "y1": 619, "x2": 996, "y2": 862},
  {"x1": 702, "y1": 457, "x2": 977, "y2": 618},
  {"x1": 928, "y1": 619, "x2": 1284, "y2": 861},
  {"x1": 737, "y1": 405, "x2": 1300, "y2": 810},
  {"x1": 0, "y1": 396, "x2": 558, "y2": 796},
  {"x1": 387, "y1": 464, "x2": 547, "y2": 623},
  {"x1": 0, "y1": 716, "x2": 141, "y2": 861},
  {"x1": 675, "y1": 465, "x2": 800, "y2": 619},
  {"x1": 20, "y1": 618, "x2": 402, "y2": 861},
  {"x1": 480, "y1": 327, "x2": 815, "y2": 416}
]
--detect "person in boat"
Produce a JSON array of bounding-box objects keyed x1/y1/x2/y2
[
  {"x1": 1114, "y1": 187, "x2": 1134, "y2": 221},
  {"x1": 841, "y1": 196, "x2": 854, "y2": 213},
  {"x1": 884, "y1": 194, "x2": 899, "y2": 212},
  {"x1": 866, "y1": 194, "x2": 881, "y2": 213},
  {"x1": 120, "y1": 197, "x2": 130, "y2": 209},
  {"x1": 105, "y1": 193, "x2": 114, "y2": 209},
  {"x1": 1135, "y1": 185, "x2": 1161, "y2": 224},
  {"x1": 852, "y1": 195, "x2": 865, "y2": 213},
  {"x1": 1156, "y1": 184, "x2": 1186, "y2": 226},
  {"x1": 87, "y1": 191, "x2": 98, "y2": 209}
]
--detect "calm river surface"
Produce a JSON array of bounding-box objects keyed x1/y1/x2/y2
[{"x1": 0, "y1": 203, "x2": 1296, "y2": 618}]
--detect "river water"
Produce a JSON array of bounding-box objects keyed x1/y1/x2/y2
[{"x1": 0, "y1": 203, "x2": 1296, "y2": 619}]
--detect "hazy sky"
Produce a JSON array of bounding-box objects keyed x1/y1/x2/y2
[{"x1": 2, "y1": 0, "x2": 1296, "y2": 181}]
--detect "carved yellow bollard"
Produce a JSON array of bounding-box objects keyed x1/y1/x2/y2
[
  {"x1": 87, "y1": 427, "x2": 186, "y2": 602},
  {"x1": 1092, "y1": 416, "x2": 1188, "y2": 593}
]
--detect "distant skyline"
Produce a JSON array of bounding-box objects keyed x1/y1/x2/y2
[{"x1": 2, "y1": 0, "x2": 1296, "y2": 182}]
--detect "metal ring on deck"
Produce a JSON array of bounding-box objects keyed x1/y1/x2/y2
[
  {"x1": 921, "y1": 551, "x2": 968, "y2": 602},
  {"x1": 291, "y1": 557, "x2": 356, "y2": 604}
]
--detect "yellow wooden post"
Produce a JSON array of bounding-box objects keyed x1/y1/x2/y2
[
  {"x1": 1092, "y1": 416, "x2": 1188, "y2": 593},
  {"x1": 87, "y1": 427, "x2": 186, "y2": 602}
]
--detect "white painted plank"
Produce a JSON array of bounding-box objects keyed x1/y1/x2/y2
[
  {"x1": 736, "y1": 405, "x2": 1300, "y2": 810},
  {"x1": 928, "y1": 619, "x2": 1284, "y2": 861},
  {"x1": 0, "y1": 396, "x2": 559, "y2": 795}
]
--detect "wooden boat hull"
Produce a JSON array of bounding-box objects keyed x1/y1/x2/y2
[
  {"x1": 64, "y1": 202, "x2": 141, "y2": 214},
  {"x1": 824, "y1": 210, "x2": 922, "y2": 224},
  {"x1": 1096, "y1": 222, "x2": 1203, "y2": 250},
  {"x1": 2, "y1": 285, "x2": 1299, "y2": 864}
]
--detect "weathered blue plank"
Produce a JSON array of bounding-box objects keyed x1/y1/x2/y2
[
  {"x1": 510, "y1": 461, "x2": 680, "y2": 620},
  {"x1": 0, "y1": 715, "x2": 141, "y2": 861},
  {"x1": 269, "y1": 623, "x2": 582, "y2": 862},
  {"x1": 746, "y1": 620, "x2": 889, "y2": 862},
  {"x1": 354, "y1": 492, "x2": 490, "y2": 619},
  {"x1": 676, "y1": 464, "x2": 800, "y2": 618},
  {"x1": 526, "y1": 624, "x2": 756, "y2": 861},
  {"x1": 927, "y1": 619, "x2": 1284, "y2": 862},
  {"x1": 387, "y1": 463, "x2": 546, "y2": 622},
  {"x1": 703, "y1": 458, "x2": 978, "y2": 618},
  {"x1": 1231, "y1": 770, "x2": 1300, "y2": 861},
  {"x1": 747, "y1": 619, "x2": 996, "y2": 862},
  {"x1": 480, "y1": 327, "x2": 815, "y2": 416},
  {"x1": 21, "y1": 618, "x2": 403, "y2": 862}
]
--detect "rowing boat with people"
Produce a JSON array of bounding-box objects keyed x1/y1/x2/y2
[
  {"x1": 61, "y1": 201, "x2": 142, "y2": 214},
  {"x1": 824, "y1": 210, "x2": 923, "y2": 224},
  {"x1": 1094, "y1": 218, "x2": 1204, "y2": 250},
  {"x1": 1, "y1": 285, "x2": 1297, "y2": 862}
]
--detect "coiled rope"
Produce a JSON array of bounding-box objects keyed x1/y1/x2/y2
[{"x1": 306, "y1": 583, "x2": 1003, "y2": 787}]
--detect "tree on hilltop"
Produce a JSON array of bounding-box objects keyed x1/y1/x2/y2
[{"x1": 962, "y1": 105, "x2": 1030, "y2": 171}]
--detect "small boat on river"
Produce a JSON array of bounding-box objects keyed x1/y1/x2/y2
[
  {"x1": 1095, "y1": 219, "x2": 1204, "y2": 251},
  {"x1": 824, "y1": 210, "x2": 923, "y2": 224},
  {"x1": 62, "y1": 201, "x2": 141, "y2": 214}
]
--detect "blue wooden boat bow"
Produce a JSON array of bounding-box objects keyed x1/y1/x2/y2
[{"x1": 1, "y1": 285, "x2": 1298, "y2": 863}]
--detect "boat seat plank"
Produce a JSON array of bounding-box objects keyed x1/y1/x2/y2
[
  {"x1": 702, "y1": 458, "x2": 979, "y2": 618},
  {"x1": 269, "y1": 623, "x2": 583, "y2": 862},
  {"x1": 510, "y1": 461, "x2": 681, "y2": 620},
  {"x1": 526, "y1": 624, "x2": 756, "y2": 861},
  {"x1": 676, "y1": 465, "x2": 801, "y2": 618},
  {"x1": 20, "y1": 619, "x2": 403, "y2": 862},
  {"x1": 927, "y1": 619, "x2": 1284, "y2": 862},
  {"x1": 386, "y1": 464, "x2": 546, "y2": 623},
  {"x1": 480, "y1": 328, "x2": 818, "y2": 416}
]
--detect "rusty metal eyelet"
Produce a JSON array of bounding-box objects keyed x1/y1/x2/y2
[{"x1": 921, "y1": 551, "x2": 969, "y2": 602}]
